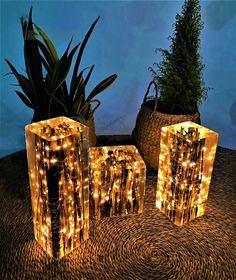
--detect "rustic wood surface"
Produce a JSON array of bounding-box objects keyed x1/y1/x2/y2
[{"x1": 0, "y1": 137, "x2": 236, "y2": 280}]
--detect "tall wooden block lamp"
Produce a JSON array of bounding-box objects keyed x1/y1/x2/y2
[
  {"x1": 156, "y1": 121, "x2": 218, "y2": 226},
  {"x1": 25, "y1": 117, "x2": 89, "y2": 258}
]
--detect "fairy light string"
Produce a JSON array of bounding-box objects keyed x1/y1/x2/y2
[
  {"x1": 156, "y1": 121, "x2": 218, "y2": 226},
  {"x1": 89, "y1": 146, "x2": 146, "y2": 220},
  {"x1": 25, "y1": 117, "x2": 89, "y2": 258}
]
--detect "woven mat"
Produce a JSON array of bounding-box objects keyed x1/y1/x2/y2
[{"x1": 0, "y1": 147, "x2": 236, "y2": 280}]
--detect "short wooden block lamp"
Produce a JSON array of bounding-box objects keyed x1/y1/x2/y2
[
  {"x1": 89, "y1": 145, "x2": 146, "y2": 220},
  {"x1": 156, "y1": 121, "x2": 218, "y2": 226},
  {"x1": 25, "y1": 117, "x2": 89, "y2": 258}
]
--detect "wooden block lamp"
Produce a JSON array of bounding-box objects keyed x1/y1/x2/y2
[
  {"x1": 156, "y1": 121, "x2": 218, "y2": 226},
  {"x1": 89, "y1": 145, "x2": 146, "y2": 220},
  {"x1": 25, "y1": 117, "x2": 89, "y2": 258}
]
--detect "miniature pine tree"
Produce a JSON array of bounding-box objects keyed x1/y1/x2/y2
[{"x1": 150, "y1": 0, "x2": 209, "y2": 114}]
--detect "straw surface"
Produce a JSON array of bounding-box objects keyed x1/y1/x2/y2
[
  {"x1": 132, "y1": 103, "x2": 200, "y2": 170},
  {"x1": 0, "y1": 145, "x2": 236, "y2": 280}
]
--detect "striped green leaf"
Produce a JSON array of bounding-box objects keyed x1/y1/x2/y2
[
  {"x1": 34, "y1": 23, "x2": 59, "y2": 62},
  {"x1": 15, "y1": 91, "x2": 33, "y2": 109},
  {"x1": 86, "y1": 74, "x2": 117, "y2": 102},
  {"x1": 70, "y1": 16, "x2": 100, "y2": 95}
]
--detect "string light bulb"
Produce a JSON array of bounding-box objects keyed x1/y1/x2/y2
[
  {"x1": 156, "y1": 121, "x2": 218, "y2": 226},
  {"x1": 89, "y1": 145, "x2": 146, "y2": 220},
  {"x1": 25, "y1": 116, "x2": 89, "y2": 258}
]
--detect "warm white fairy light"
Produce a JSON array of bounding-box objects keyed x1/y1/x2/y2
[
  {"x1": 156, "y1": 121, "x2": 218, "y2": 226},
  {"x1": 89, "y1": 145, "x2": 146, "y2": 220},
  {"x1": 25, "y1": 116, "x2": 89, "y2": 258}
]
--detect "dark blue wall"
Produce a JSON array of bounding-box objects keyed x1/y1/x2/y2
[{"x1": 1, "y1": 0, "x2": 236, "y2": 157}]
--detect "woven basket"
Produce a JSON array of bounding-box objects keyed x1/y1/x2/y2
[
  {"x1": 84, "y1": 99, "x2": 101, "y2": 147},
  {"x1": 85, "y1": 117, "x2": 97, "y2": 147},
  {"x1": 132, "y1": 81, "x2": 200, "y2": 171},
  {"x1": 84, "y1": 100, "x2": 101, "y2": 147}
]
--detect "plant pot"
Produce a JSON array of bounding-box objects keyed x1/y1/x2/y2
[
  {"x1": 84, "y1": 100, "x2": 101, "y2": 147},
  {"x1": 132, "y1": 106, "x2": 200, "y2": 171},
  {"x1": 132, "y1": 81, "x2": 201, "y2": 171},
  {"x1": 85, "y1": 117, "x2": 97, "y2": 147}
]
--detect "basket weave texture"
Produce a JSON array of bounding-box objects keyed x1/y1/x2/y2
[
  {"x1": 132, "y1": 82, "x2": 200, "y2": 170},
  {"x1": 85, "y1": 117, "x2": 97, "y2": 147},
  {"x1": 84, "y1": 99, "x2": 101, "y2": 147}
]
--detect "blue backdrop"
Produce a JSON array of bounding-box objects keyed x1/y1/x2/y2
[{"x1": 1, "y1": 0, "x2": 236, "y2": 157}]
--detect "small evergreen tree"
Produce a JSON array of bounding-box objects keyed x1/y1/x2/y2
[{"x1": 150, "y1": 0, "x2": 209, "y2": 114}]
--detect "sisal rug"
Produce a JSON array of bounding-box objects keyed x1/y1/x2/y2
[{"x1": 0, "y1": 146, "x2": 236, "y2": 280}]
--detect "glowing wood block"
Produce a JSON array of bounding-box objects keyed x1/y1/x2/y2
[
  {"x1": 89, "y1": 145, "x2": 146, "y2": 219},
  {"x1": 25, "y1": 117, "x2": 89, "y2": 258},
  {"x1": 156, "y1": 121, "x2": 218, "y2": 226}
]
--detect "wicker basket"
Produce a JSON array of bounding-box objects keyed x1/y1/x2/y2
[
  {"x1": 85, "y1": 117, "x2": 97, "y2": 147},
  {"x1": 132, "y1": 81, "x2": 200, "y2": 171},
  {"x1": 84, "y1": 99, "x2": 101, "y2": 147}
]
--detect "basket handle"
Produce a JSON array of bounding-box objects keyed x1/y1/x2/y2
[
  {"x1": 90, "y1": 99, "x2": 101, "y2": 115},
  {"x1": 143, "y1": 81, "x2": 158, "y2": 112}
]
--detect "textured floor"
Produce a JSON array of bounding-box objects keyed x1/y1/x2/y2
[{"x1": 0, "y1": 146, "x2": 236, "y2": 280}]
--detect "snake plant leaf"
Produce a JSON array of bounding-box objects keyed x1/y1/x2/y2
[
  {"x1": 70, "y1": 65, "x2": 94, "y2": 110},
  {"x1": 15, "y1": 91, "x2": 33, "y2": 109},
  {"x1": 80, "y1": 98, "x2": 100, "y2": 118},
  {"x1": 67, "y1": 41, "x2": 80, "y2": 62},
  {"x1": 17, "y1": 74, "x2": 34, "y2": 103},
  {"x1": 74, "y1": 78, "x2": 87, "y2": 107},
  {"x1": 23, "y1": 7, "x2": 44, "y2": 110},
  {"x1": 63, "y1": 37, "x2": 73, "y2": 56},
  {"x1": 47, "y1": 41, "x2": 79, "y2": 94},
  {"x1": 53, "y1": 39, "x2": 79, "y2": 100},
  {"x1": 46, "y1": 59, "x2": 68, "y2": 95},
  {"x1": 20, "y1": 16, "x2": 28, "y2": 39},
  {"x1": 69, "y1": 113, "x2": 86, "y2": 123},
  {"x1": 3, "y1": 72, "x2": 13, "y2": 77},
  {"x1": 80, "y1": 102, "x2": 90, "y2": 117},
  {"x1": 34, "y1": 23, "x2": 59, "y2": 62},
  {"x1": 5, "y1": 59, "x2": 35, "y2": 106},
  {"x1": 70, "y1": 16, "x2": 100, "y2": 95},
  {"x1": 39, "y1": 54, "x2": 52, "y2": 74},
  {"x1": 37, "y1": 39, "x2": 55, "y2": 72},
  {"x1": 5, "y1": 58, "x2": 24, "y2": 84},
  {"x1": 71, "y1": 65, "x2": 95, "y2": 109},
  {"x1": 71, "y1": 91, "x2": 84, "y2": 115},
  {"x1": 73, "y1": 65, "x2": 95, "y2": 113},
  {"x1": 86, "y1": 74, "x2": 117, "y2": 102},
  {"x1": 82, "y1": 65, "x2": 95, "y2": 90},
  {"x1": 45, "y1": 89, "x2": 68, "y2": 114},
  {"x1": 6, "y1": 9, "x2": 118, "y2": 123},
  {"x1": 69, "y1": 67, "x2": 89, "y2": 101}
]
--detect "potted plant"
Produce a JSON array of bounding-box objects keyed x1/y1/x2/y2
[
  {"x1": 5, "y1": 7, "x2": 117, "y2": 146},
  {"x1": 132, "y1": 0, "x2": 210, "y2": 170}
]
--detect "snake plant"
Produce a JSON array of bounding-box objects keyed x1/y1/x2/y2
[{"x1": 5, "y1": 7, "x2": 117, "y2": 123}]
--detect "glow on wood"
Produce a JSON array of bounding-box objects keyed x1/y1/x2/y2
[
  {"x1": 156, "y1": 121, "x2": 218, "y2": 226},
  {"x1": 89, "y1": 145, "x2": 146, "y2": 219},
  {"x1": 25, "y1": 117, "x2": 89, "y2": 258}
]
